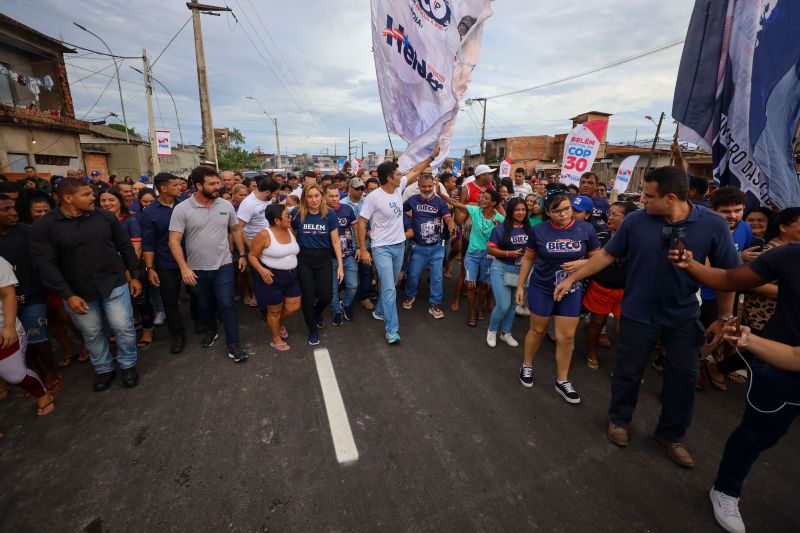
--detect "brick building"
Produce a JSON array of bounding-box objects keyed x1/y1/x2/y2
[{"x1": 0, "y1": 13, "x2": 91, "y2": 180}]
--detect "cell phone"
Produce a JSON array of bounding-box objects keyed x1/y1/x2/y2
[
  {"x1": 735, "y1": 294, "x2": 745, "y2": 336},
  {"x1": 751, "y1": 236, "x2": 765, "y2": 251},
  {"x1": 671, "y1": 227, "x2": 686, "y2": 262}
]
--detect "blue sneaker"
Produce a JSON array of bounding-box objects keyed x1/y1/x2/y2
[
  {"x1": 308, "y1": 331, "x2": 320, "y2": 345},
  {"x1": 372, "y1": 311, "x2": 385, "y2": 321},
  {"x1": 315, "y1": 315, "x2": 325, "y2": 329},
  {"x1": 332, "y1": 312, "x2": 344, "y2": 326},
  {"x1": 342, "y1": 304, "x2": 354, "y2": 321},
  {"x1": 386, "y1": 331, "x2": 401, "y2": 344}
]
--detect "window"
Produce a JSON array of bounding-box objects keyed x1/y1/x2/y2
[
  {"x1": 498, "y1": 147, "x2": 505, "y2": 160},
  {"x1": 34, "y1": 154, "x2": 72, "y2": 166},
  {"x1": 7, "y1": 153, "x2": 30, "y2": 173}
]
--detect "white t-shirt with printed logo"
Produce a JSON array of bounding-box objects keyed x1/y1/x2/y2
[{"x1": 359, "y1": 177, "x2": 408, "y2": 248}]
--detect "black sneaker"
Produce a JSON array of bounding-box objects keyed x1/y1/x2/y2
[
  {"x1": 519, "y1": 366, "x2": 533, "y2": 388},
  {"x1": 93, "y1": 370, "x2": 116, "y2": 392},
  {"x1": 121, "y1": 367, "x2": 139, "y2": 388},
  {"x1": 555, "y1": 380, "x2": 581, "y2": 404},
  {"x1": 201, "y1": 331, "x2": 219, "y2": 348},
  {"x1": 332, "y1": 312, "x2": 344, "y2": 326},
  {"x1": 315, "y1": 315, "x2": 325, "y2": 329},
  {"x1": 228, "y1": 344, "x2": 248, "y2": 363},
  {"x1": 342, "y1": 305, "x2": 354, "y2": 321}
]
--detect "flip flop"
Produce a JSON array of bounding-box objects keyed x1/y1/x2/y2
[
  {"x1": 78, "y1": 347, "x2": 91, "y2": 363},
  {"x1": 270, "y1": 341, "x2": 290, "y2": 352},
  {"x1": 37, "y1": 398, "x2": 55, "y2": 416},
  {"x1": 57, "y1": 353, "x2": 78, "y2": 368},
  {"x1": 587, "y1": 356, "x2": 599, "y2": 370},
  {"x1": 704, "y1": 360, "x2": 727, "y2": 391},
  {"x1": 46, "y1": 375, "x2": 64, "y2": 394},
  {"x1": 467, "y1": 315, "x2": 477, "y2": 328}
]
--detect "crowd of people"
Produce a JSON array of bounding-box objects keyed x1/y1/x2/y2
[{"x1": 0, "y1": 144, "x2": 798, "y2": 533}]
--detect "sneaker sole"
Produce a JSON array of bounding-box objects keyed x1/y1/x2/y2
[
  {"x1": 228, "y1": 353, "x2": 248, "y2": 363},
  {"x1": 428, "y1": 309, "x2": 444, "y2": 319},
  {"x1": 201, "y1": 333, "x2": 219, "y2": 348},
  {"x1": 308, "y1": 340, "x2": 320, "y2": 346},
  {"x1": 372, "y1": 313, "x2": 385, "y2": 321},
  {"x1": 555, "y1": 385, "x2": 581, "y2": 404},
  {"x1": 519, "y1": 378, "x2": 533, "y2": 388}
]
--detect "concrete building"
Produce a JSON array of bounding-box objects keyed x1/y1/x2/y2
[
  {"x1": 80, "y1": 124, "x2": 202, "y2": 180},
  {"x1": 0, "y1": 13, "x2": 90, "y2": 180}
]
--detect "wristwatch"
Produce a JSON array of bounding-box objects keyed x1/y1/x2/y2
[{"x1": 718, "y1": 314, "x2": 735, "y2": 322}]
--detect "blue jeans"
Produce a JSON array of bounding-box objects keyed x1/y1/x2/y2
[
  {"x1": 331, "y1": 255, "x2": 358, "y2": 312},
  {"x1": 194, "y1": 263, "x2": 240, "y2": 346},
  {"x1": 66, "y1": 284, "x2": 137, "y2": 374},
  {"x1": 405, "y1": 243, "x2": 445, "y2": 306},
  {"x1": 489, "y1": 260, "x2": 519, "y2": 333},
  {"x1": 373, "y1": 242, "x2": 405, "y2": 334}
]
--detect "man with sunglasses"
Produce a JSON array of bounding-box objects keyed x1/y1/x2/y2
[{"x1": 342, "y1": 178, "x2": 374, "y2": 310}]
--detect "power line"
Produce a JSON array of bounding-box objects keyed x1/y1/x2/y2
[
  {"x1": 57, "y1": 40, "x2": 142, "y2": 59},
  {"x1": 70, "y1": 61, "x2": 116, "y2": 84},
  {"x1": 66, "y1": 62, "x2": 146, "y2": 87},
  {"x1": 480, "y1": 38, "x2": 685, "y2": 101},
  {"x1": 151, "y1": 15, "x2": 194, "y2": 69},
  {"x1": 78, "y1": 74, "x2": 115, "y2": 119}
]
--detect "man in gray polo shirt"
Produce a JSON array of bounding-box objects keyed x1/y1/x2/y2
[{"x1": 169, "y1": 165, "x2": 248, "y2": 362}]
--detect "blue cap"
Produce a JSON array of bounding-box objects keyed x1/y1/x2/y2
[
  {"x1": 139, "y1": 175, "x2": 149, "y2": 183},
  {"x1": 571, "y1": 195, "x2": 594, "y2": 212}
]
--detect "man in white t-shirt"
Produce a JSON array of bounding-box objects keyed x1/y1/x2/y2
[
  {"x1": 357, "y1": 145, "x2": 440, "y2": 344},
  {"x1": 237, "y1": 175, "x2": 279, "y2": 243},
  {"x1": 512, "y1": 167, "x2": 533, "y2": 199}
]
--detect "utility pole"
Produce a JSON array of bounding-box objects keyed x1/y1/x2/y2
[
  {"x1": 360, "y1": 141, "x2": 365, "y2": 160},
  {"x1": 467, "y1": 97, "x2": 487, "y2": 163},
  {"x1": 645, "y1": 111, "x2": 665, "y2": 171},
  {"x1": 274, "y1": 117, "x2": 282, "y2": 169},
  {"x1": 348, "y1": 128, "x2": 351, "y2": 161},
  {"x1": 142, "y1": 49, "x2": 160, "y2": 175},
  {"x1": 187, "y1": 0, "x2": 230, "y2": 168}
]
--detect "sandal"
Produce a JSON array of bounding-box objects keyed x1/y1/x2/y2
[
  {"x1": 270, "y1": 341, "x2": 290, "y2": 352},
  {"x1": 587, "y1": 356, "x2": 599, "y2": 370},
  {"x1": 704, "y1": 360, "x2": 727, "y2": 391},
  {"x1": 78, "y1": 347, "x2": 91, "y2": 363},
  {"x1": 37, "y1": 397, "x2": 55, "y2": 416},
  {"x1": 137, "y1": 332, "x2": 154, "y2": 348},
  {"x1": 477, "y1": 311, "x2": 487, "y2": 321},
  {"x1": 467, "y1": 315, "x2": 477, "y2": 328},
  {"x1": 727, "y1": 371, "x2": 747, "y2": 385},
  {"x1": 278, "y1": 325, "x2": 289, "y2": 339},
  {"x1": 450, "y1": 302, "x2": 460, "y2": 311},
  {"x1": 57, "y1": 353, "x2": 78, "y2": 368}
]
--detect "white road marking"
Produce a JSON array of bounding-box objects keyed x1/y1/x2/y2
[{"x1": 313, "y1": 348, "x2": 359, "y2": 465}]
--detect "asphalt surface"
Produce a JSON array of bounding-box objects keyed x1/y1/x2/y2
[{"x1": 1, "y1": 277, "x2": 798, "y2": 533}]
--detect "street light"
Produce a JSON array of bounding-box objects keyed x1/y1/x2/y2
[
  {"x1": 246, "y1": 96, "x2": 281, "y2": 168},
  {"x1": 130, "y1": 66, "x2": 184, "y2": 146},
  {"x1": 73, "y1": 22, "x2": 130, "y2": 143}
]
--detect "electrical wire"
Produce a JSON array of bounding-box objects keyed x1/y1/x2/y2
[
  {"x1": 66, "y1": 62, "x2": 146, "y2": 87},
  {"x1": 151, "y1": 15, "x2": 194, "y2": 69},
  {"x1": 70, "y1": 61, "x2": 116, "y2": 84},
  {"x1": 56, "y1": 40, "x2": 141, "y2": 59},
  {"x1": 79, "y1": 73, "x2": 115, "y2": 119},
  {"x1": 479, "y1": 38, "x2": 685, "y2": 100}
]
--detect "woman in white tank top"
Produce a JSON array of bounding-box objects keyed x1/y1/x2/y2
[{"x1": 248, "y1": 204, "x2": 302, "y2": 351}]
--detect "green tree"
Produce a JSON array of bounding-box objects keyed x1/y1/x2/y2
[
  {"x1": 228, "y1": 128, "x2": 245, "y2": 146},
  {"x1": 218, "y1": 146, "x2": 259, "y2": 171},
  {"x1": 108, "y1": 123, "x2": 138, "y2": 137}
]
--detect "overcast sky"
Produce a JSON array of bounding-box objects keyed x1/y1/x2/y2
[{"x1": 4, "y1": 0, "x2": 696, "y2": 158}]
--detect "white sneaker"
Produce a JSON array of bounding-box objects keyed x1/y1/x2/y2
[
  {"x1": 486, "y1": 330, "x2": 497, "y2": 348},
  {"x1": 499, "y1": 333, "x2": 519, "y2": 347},
  {"x1": 515, "y1": 305, "x2": 530, "y2": 316},
  {"x1": 153, "y1": 310, "x2": 166, "y2": 326},
  {"x1": 710, "y1": 487, "x2": 746, "y2": 533}
]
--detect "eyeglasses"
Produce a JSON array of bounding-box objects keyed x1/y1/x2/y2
[
  {"x1": 352, "y1": 187, "x2": 365, "y2": 191},
  {"x1": 549, "y1": 206, "x2": 572, "y2": 216}
]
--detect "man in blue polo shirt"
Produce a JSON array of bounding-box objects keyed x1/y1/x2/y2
[
  {"x1": 554, "y1": 166, "x2": 740, "y2": 468},
  {"x1": 141, "y1": 173, "x2": 189, "y2": 354},
  {"x1": 402, "y1": 173, "x2": 455, "y2": 319}
]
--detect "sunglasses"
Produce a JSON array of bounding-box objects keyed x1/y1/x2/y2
[{"x1": 352, "y1": 186, "x2": 365, "y2": 191}]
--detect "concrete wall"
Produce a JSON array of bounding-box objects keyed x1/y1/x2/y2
[
  {"x1": 0, "y1": 124, "x2": 81, "y2": 177},
  {"x1": 79, "y1": 140, "x2": 201, "y2": 180}
]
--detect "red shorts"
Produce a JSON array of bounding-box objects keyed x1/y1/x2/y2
[{"x1": 583, "y1": 280, "x2": 623, "y2": 317}]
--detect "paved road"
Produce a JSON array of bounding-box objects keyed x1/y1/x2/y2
[{"x1": 1, "y1": 280, "x2": 797, "y2": 532}]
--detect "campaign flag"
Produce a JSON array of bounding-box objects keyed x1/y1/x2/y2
[
  {"x1": 672, "y1": 0, "x2": 800, "y2": 209},
  {"x1": 499, "y1": 158, "x2": 511, "y2": 178},
  {"x1": 351, "y1": 158, "x2": 361, "y2": 174},
  {"x1": 156, "y1": 130, "x2": 171, "y2": 157},
  {"x1": 559, "y1": 120, "x2": 607, "y2": 187},
  {"x1": 613, "y1": 155, "x2": 639, "y2": 194},
  {"x1": 371, "y1": 0, "x2": 493, "y2": 173},
  {"x1": 337, "y1": 157, "x2": 346, "y2": 172},
  {"x1": 451, "y1": 160, "x2": 462, "y2": 177}
]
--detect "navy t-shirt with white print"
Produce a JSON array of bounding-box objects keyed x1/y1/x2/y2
[
  {"x1": 488, "y1": 224, "x2": 529, "y2": 266},
  {"x1": 291, "y1": 210, "x2": 339, "y2": 249},
  {"x1": 334, "y1": 204, "x2": 357, "y2": 257},
  {"x1": 527, "y1": 220, "x2": 600, "y2": 293},
  {"x1": 403, "y1": 194, "x2": 451, "y2": 246}
]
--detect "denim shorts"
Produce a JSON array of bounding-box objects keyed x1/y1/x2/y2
[
  {"x1": 18, "y1": 302, "x2": 48, "y2": 344},
  {"x1": 252, "y1": 268, "x2": 301, "y2": 307},
  {"x1": 464, "y1": 251, "x2": 492, "y2": 284}
]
